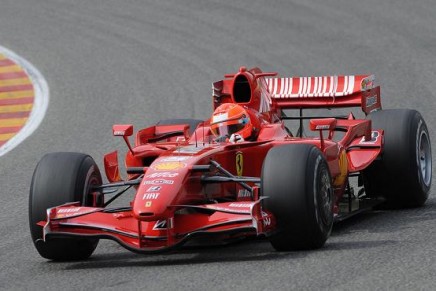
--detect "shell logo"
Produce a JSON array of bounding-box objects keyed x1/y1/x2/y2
[
  {"x1": 152, "y1": 161, "x2": 186, "y2": 171},
  {"x1": 334, "y1": 150, "x2": 348, "y2": 186}
]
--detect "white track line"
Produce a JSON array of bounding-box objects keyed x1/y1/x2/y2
[{"x1": 0, "y1": 46, "x2": 49, "y2": 157}]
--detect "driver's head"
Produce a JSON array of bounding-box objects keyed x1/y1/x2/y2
[{"x1": 210, "y1": 103, "x2": 253, "y2": 140}]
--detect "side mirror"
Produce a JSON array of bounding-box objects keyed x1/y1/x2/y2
[
  {"x1": 309, "y1": 118, "x2": 337, "y2": 131},
  {"x1": 113, "y1": 124, "x2": 134, "y2": 153},
  {"x1": 113, "y1": 124, "x2": 133, "y2": 137},
  {"x1": 309, "y1": 118, "x2": 337, "y2": 150}
]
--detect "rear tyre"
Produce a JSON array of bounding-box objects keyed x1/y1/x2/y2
[
  {"x1": 29, "y1": 152, "x2": 103, "y2": 261},
  {"x1": 262, "y1": 144, "x2": 333, "y2": 251},
  {"x1": 363, "y1": 109, "x2": 432, "y2": 208},
  {"x1": 157, "y1": 119, "x2": 203, "y2": 136}
]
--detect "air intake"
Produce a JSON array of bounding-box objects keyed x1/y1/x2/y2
[
  {"x1": 139, "y1": 212, "x2": 154, "y2": 217},
  {"x1": 233, "y1": 75, "x2": 251, "y2": 103}
]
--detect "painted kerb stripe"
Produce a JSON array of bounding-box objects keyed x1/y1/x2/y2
[{"x1": 0, "y1": 46, "x2": 49, "y2": 156}]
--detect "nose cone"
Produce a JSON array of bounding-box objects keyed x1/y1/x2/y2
[{"x1": 132, "y1": 160, "x2": 189, "y2": 221}]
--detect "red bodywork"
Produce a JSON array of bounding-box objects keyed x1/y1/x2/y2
[{"x1": 40, "y1": 67, "x2": 383, "y2": 253}]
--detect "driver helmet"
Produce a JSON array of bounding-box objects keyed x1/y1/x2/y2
[{"x1": 210, "y1": 103, "x2": 253, "y2": 140}]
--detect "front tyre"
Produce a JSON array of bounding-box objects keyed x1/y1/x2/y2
[
  {"x1": 29, "y1": 152, "x2": 103, "y2": 261},
  {"x1": 262, "y1": 144, "x2": 334, "y2": 251}
]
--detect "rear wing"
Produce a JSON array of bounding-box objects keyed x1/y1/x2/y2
[{"x1": 266, "y1": 75, "x2": 381, "y2": 114}]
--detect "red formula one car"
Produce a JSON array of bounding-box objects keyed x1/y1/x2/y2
[{"x1": 29, "y1": 67, "x2": 432, "y2": 260}]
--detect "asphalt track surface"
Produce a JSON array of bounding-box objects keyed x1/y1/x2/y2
[{"x1": 1, "y1": 0, "x2": 436, "y2": 290}]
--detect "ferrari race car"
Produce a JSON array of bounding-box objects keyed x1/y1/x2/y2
[{"x1": 29, "y1": 67, "x2": 432, "y2": 260}]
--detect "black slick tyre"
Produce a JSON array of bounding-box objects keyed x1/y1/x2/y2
[
  {"x1": 262, "y1": 144, "x2": 334, "y2": 251},
  {"x1": 29, "y1": 152, "x2": 103, "y2": 261},
  {"x1": 363, "y1": 109, "x2": 432, "y2": 208}
]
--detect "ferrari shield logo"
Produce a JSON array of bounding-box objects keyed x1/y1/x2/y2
[{"x1": 236, "y1": 152, "x2": 243, "y2": 176}]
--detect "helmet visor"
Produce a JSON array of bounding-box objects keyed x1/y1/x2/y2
[{"x1": 210, "y1": 123, "x2": 245, "y2": 138}]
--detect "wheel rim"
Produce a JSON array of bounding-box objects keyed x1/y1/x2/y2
[
  {"x1": 318, "y1": 168, "x2": 333, "y2": 226},
  {"x1": 418, "y1": 131, "x2": 432, "y2": 187},
  {"x1": 82, "y1": 164, "x2": 102, "y2": 207}
]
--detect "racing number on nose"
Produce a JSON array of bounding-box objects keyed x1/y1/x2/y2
[{"x1": 236, "y1": 152, "x2": 243, "y2": 176}]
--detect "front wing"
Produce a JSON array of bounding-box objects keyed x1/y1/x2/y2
[{"x1": 38, "y1": 200, "x2": 276, "y2": 253}]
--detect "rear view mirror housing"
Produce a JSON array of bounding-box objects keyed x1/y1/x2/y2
[
  {"x1": 113, "y1": 124, "x2": 133, "y2": 137},
  {"x1": 113, "y1": 124, "x2": 134, "y2": 153},
  {"x1": 309, "y1": 118, "x2": 337, "y2": 131},
  {"x1": 309, "y1": 118, "x2": 337, "y2": 150}
]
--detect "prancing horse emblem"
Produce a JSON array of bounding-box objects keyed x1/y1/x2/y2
[{"x1": 236, "y1": 152, "x2": 243, "y2": 176}]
